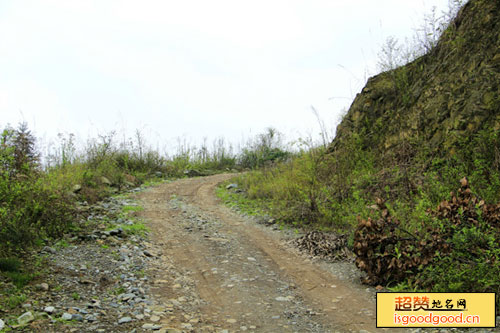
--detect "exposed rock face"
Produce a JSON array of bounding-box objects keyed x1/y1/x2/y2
[{"x1": 332, "y1": 0, "x2": 499, "y2": 154}]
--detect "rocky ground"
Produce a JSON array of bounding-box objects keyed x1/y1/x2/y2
[
  {"x1": 0, "y1": 174, "x2": 498, "y2": 332},
  {"x1": 0, "y1": 186, "x2": 181, "y2": 332}
]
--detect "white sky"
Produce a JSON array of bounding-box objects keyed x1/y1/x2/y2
[{"x1": 0, "y1": 0, "x2": 452, "y2": 153}]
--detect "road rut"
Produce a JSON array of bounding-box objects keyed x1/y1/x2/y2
[{"x1": 137, "y1": 174, "x2": 384, "y2": 332}]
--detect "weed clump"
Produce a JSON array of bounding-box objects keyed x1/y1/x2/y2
[{"x1": 354, "y1": 178, "x2": 500, "y2": 308}]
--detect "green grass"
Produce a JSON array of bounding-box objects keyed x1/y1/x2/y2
[
  {"x1": 122, "y1": 205, "x2": 144, "y2": 213},
  {"x1": 3, "y1": 271, "x2": 35, "y2": 289},
  {"x1": 0, "y1": 258, "x2": 21, "y2": 272},
  {"x1": 4, "y1": 293, "x2": 27, "y2": 309},
  {"x1": 230, "y1": 129, "x2": 500, "y2": 311},
  {"x1": 141, "y1": 178, "x2": 168, "y2": 187},
  {"x1": 122, "y1": 222, "x2": 148, "y2": 236},
  {"x1": 215, "y1": 183, "x2": 269, "y2": 217},
  {"x1": 110, "y1": 286, "x2": 126, "y2": 295},
  {"x1": 55, "y1": 239, "x2": 69, "y2": 248},
  {"x1": 0, "y1": 257, "x2": 37, "y2": 289},
  {"x1": 0, "y1": 123, "x2": 288, "y2": 258}
]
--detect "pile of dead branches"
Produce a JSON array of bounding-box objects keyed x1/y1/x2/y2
[
  {"x1": 353, "y1": 177, "x2": 500, "y2": 286},
  {"x1": 291, "y1": 230, "x2": 353, "y2": 261},
  {"x1": 353, "y1": 197, "x2": 422, "y2": 285}
]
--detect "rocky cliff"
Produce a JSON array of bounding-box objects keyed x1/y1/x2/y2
[{"x1": 332, "y1": 0, "x2": 499, "y2": 155}]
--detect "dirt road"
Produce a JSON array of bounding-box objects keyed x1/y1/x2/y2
[{"x1": 137, "y1": 174, "x2": 384, "y2": 332}]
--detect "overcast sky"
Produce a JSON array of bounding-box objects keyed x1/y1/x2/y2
[{"x1": 1, "y1": 0, "x2": 453, "y2": 153}]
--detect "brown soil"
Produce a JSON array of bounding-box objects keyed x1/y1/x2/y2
[{"x1": 137, "y1": 174, "x2": 392, "y2": 332}]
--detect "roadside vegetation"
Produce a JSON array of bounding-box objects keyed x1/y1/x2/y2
[
  {"x1": 220, "y1": 0, "x2": 500, "y2": 310},
  {"x1": 227, "y1": 128, "x2": 500, "y2": 294},
  {"x1": 0, "y1": 122, "x2": 289, "y2": 318},
  {"x1": 0, "y1": 123, "x2": 290, "y2": 258},
  {"x1": 1, "y1": 0, "x2": 498, "y2": 317}
]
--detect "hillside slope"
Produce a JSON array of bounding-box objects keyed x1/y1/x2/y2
[
  {"x1": 230, "y1": 0, "x2": 500, "y2": 310},
  {"x1": 332, "y1": 0, "x2": 499, "y2": 155}
]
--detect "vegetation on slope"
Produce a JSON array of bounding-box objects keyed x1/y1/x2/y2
[
  {"x1": 0, "y1": 124, "x2": 290, "y2": 259},
  {"x1": 225, "y1": 0, "x2": 500, "y2": 308},
  {"x1": 1, "y1": 0, "x2": 498, "y2": 314}
]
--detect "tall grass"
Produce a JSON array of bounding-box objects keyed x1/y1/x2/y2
[
  {"x1": 0, "y1": 123, "x2": 292, "y2": 256},
  {"x1": 230, "y1": 126, "x2": 500, "y2": 308}
]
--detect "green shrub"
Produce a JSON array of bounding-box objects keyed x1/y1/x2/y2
[
  {"x1": 0, "y1": 123, "x2": 74, "y2": 256},
  {"x1": 231, "y1": 125, "x2": 499, "y2": 311},
  {"x1": 238, "y1": 128, "x2": 291, "y2": 169},
  {"x1": 0, "y1": 258, "x2": 21, "y2": 272}
]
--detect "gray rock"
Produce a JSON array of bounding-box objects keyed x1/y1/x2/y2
[
  {"x1": 44, "y1": 306, "x2": 55, "y2": 314},
  {"x1": 275, "y1": 296, "x2": 290, "y2": 302},
  {"x1": 0, "y1": 319, "x2": 4, "y2": 330},
  {"x1": 118, "y1": 293, "x2": 135, "y2": 301},
  {"x1": 226, "y1": 183, "x2": 238, "y2": 190},
  {"x1": 85, "y1": 314, "x2": 97, "y2": 322},
  {"x1": 118, "y1": 316, "x2": 132, "y2": 324},
  {"x1": 142, "y1": 323, "x2": 162, "y2": 330},
  {"x1": 17, "y1": 311, "x2": 35, "y2": 325},
  {"x1": 109, "y1": 228, "x2": 122, "y2": 236},
  {"x1": 72, "y1": 314, "x2": 84, "y2": 322},
  {"x1": 61, "y1": 313, "x2": 73, "y2": 320}
]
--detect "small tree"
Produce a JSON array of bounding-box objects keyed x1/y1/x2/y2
[{"x1": 0, "y1": 122, "x2": 40, "y2": 177}]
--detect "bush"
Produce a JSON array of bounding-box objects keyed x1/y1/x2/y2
[
  {"x1": 420, "y1": 178, "x2": 500, "y2": 297},
  {"x1": 238, "y1": 128, "x2": 290, "y2": 169},
  {"x1": 0, "y1": 123, "x2": 245, "y2": 255},
  {"x1": 354, "y1": 178, "x2": 500, "y2": 308},
  {"x1": 0, "y1": 123, "x2": 74, "y2": 256}
]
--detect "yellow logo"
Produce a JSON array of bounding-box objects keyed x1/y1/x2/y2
[{"x1": 377, "y1": 292, "x2": 496, "y2": 328}]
